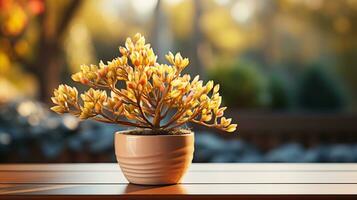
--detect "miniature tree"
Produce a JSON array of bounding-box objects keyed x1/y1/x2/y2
[{"x1": 51, "y1": 33, "x2": 236, "y2": 133}]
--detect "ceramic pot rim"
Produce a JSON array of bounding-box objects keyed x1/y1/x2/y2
[{"x1": 115, "y1": 129, "x2": 194, "y2": 137}]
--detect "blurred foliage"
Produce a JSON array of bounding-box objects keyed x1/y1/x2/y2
[
  {"x1": 0, "y1": 0, "x2": 84, "y2": 103},
  {"x1": 208, "y1": 60, "x2": 269, "y2": 108},
  {"x1": 165, "y1": 0, "x2": 193, "y2": 40},
  {"x1": 0, "y1": 0, "x2": 42, "y2": 103},
  {"x1": 297, "y1": 65, "x2": 347, "y2": 111},
  {"x1": 0, "y1": 0, "x2": 356, "y2": 111},
  {"x1": 200, "y1": 7, "x2": 246, "y2": 53},
  {"x1": 268, "y1": 72, "x2": 293, "y2": 110}
]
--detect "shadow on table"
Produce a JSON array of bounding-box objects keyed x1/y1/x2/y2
[{"x1": 124, "y1": 183, "x2": 187, "y2": 195}]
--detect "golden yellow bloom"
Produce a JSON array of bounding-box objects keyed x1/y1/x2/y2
[
  {"x1": 225, "y1": 124, "x2": 237, "y2": 132},
  {"x1": 50, "y1": 84, "x2": 78, "y2": 114},
  {"x1": 51, "y1": 33, "x2": 237, "y2": 133},
  {"x1": 79, "y1": 88, "x2": 107, "y2": 119}
]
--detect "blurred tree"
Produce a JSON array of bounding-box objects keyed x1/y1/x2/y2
[
  {"x1": 0, "y1": 0, "x2": 83, "y2": 103},
  {"x1": 190, "y1": 0, "x2": 205, "y2": 77},
  {"x1": 164, "y1": 0, "x2": 203, "y2": 77},
  {"x1": 151, "y1": 0, "x2": 173, "y2": 62},
  {"x1": 34, "y1": 0, "x2": 83, "y2": 103},
  {"x1": 0, "y1": 0, "x2": 41, "y2": 103}
]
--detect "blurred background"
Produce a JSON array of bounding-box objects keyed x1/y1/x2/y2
[{"x1": 1, "y1": 0, "x2": 357, "y2": 163}]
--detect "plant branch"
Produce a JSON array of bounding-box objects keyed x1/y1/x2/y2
[
  {"x1": 135, "y1": 91, "x2": 153, "y2": 127},
  {"x1": 152, "y1": 73, "x2": 179, "y2": 128},
  {"x1": 166, "y1": 107, "x2": 203, "y2": 130},
  {"x1": 161, "y1": 107, "x2": 186, "y2": 128}
]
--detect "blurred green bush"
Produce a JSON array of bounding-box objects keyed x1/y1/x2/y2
[
  {"x1": 208, "y1": 60, "x2": 269, "y2": 108},
  {"x1": 208, "y1": 60, "x2": 349, "y2": 111},
  {"x1": 268, "y1": 72, "x2": 293, "y2": 110},
  {"x1": 297, "y1": 64, "x2": 347, "y2": 111}
]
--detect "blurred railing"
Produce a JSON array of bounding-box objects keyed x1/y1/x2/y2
[{"x1": 193, "y1": 111, "x2": 357, "y2": 151}]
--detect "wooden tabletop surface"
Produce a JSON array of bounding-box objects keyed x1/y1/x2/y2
[{"x1": 0, "y1": 163, "x2": 356, "y2": 199}]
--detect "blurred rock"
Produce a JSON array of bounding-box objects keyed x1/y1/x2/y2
[
  {"x1": 194, "y1": 132, "x2": 227, "y2": 162},
  {"x1": 265, "y1": 143, "x2": 305, "y2": 162},
  {"x1": 195, "y1": 132, "x2": 227, "y2": 151},
  {"x1": 225, "y1": 140, "x2": 246, "y2": 154},
  {"x1": 353, "y1": 144, "x2": 357, "y2": 162},
  {"x1": 327, "y1": 144, "x2": 354, "y2": 162},
  {"x1": 238, "y1": 152, "x2": 264, "y2": 162}
]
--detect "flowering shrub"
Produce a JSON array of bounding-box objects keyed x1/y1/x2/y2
[{"x1": 51, "y1": 33, "x2": 236, "y2": 132}]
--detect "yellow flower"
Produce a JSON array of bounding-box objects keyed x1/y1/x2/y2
[
  {"x1": 225, "y1": 124, "x2": 237, "y2": 132},
  {"x1": 50, "y1": 84, "x2": 78, "y2": 114},
  {"x1": 51, "y1": 33, "x2": 237, "y2": 133},
  {"x1": 79, "y1": 89, "x2": 107, "y2": 119},
  {"x1": 213, "y1": 84, "x2": 220, "y2": 94},
  {"x1": 165, "y1": 52, "x2": 189, "y2": 71}
]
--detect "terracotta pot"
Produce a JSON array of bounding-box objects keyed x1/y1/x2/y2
[{"x1": 114, "y1": 130, "x2": 194, "y2": 185}]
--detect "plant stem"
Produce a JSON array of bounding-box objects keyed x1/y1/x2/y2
[{"x1": 136, "y1": 91, "x2": 153, "y2": 127}]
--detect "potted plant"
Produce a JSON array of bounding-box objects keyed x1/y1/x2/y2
[{"x1": 51, "y1": 33, "x2": 236, "y2": 185}]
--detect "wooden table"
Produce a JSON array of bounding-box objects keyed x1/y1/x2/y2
[{"x1": 0, "y1": 163, "x2": 356, "y2": 199}]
